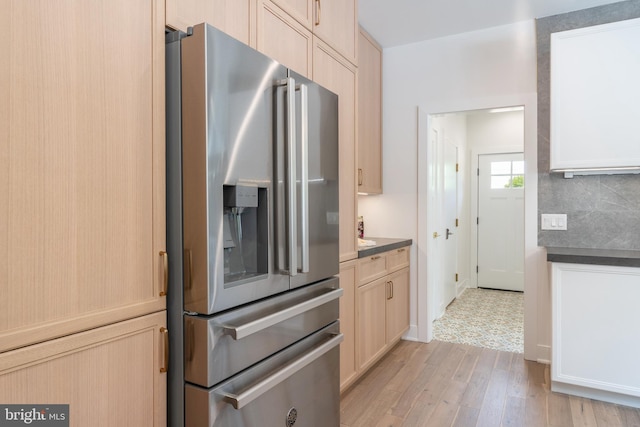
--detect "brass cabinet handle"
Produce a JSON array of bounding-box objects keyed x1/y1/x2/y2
[
  {"x1": 159, "y1": 251, "x2": 168, "y2": 296},
  {"x1": 315, "y1": 0, "x2": 321, "y2": 26},
  {"x1": 160, "y1": 327, "x2": 169, "y2": 373},
  {"x1": 390, "y1": 281, "x2": 394, "y2": 299},
  {"x1": 358, "y1": 168, "x2": 363, "y2": 186},
  {"x1": 371, "y1": 255, "x2": 381, "y2": 261},
  {"x1": 397, "y1": 248, "x2": 405, "y2": 253}
]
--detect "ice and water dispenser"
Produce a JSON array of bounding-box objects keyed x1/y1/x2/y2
[{"x1": 223, "y1": 185, "x2": 268, "y2": 284}]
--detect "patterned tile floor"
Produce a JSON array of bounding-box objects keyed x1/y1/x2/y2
[{"x1": 433, "y1": 288, "x2": 524, "y2": 353}]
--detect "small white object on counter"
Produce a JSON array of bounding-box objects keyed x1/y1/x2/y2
[{"x1": 358, "y1": 238, "x2": 376, "y2": 248}]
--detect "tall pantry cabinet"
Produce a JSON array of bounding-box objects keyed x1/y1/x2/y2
[{"x1": 0, "y1": 1, "x2": 167, "y2": 425}]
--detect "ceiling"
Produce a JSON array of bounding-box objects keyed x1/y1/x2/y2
[{"x1": 358, "y1": 0, "x2": 624, "y2": 48}]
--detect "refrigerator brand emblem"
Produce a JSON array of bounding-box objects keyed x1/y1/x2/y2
[{"x1": 286, "y1": 407, "x2": 297, "y2": 426}]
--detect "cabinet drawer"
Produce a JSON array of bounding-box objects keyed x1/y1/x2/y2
[
  {"x1": 387, "y1": 247, "x2": 409, "y2": 273},
  {"x1": 358, "y1": 253, "x2": 387, "y2": 286}
]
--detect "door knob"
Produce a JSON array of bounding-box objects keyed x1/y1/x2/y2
[
  {"x1": 446, "y1": 228, "x2": 454, "y2": 239},
  {"x1": 433, "y1": 232, "x2": 441, "y2": 238}
]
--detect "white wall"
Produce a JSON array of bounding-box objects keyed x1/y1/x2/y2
[{"x1": 358, "y1": 20, "x2": 549, "y2": 361}]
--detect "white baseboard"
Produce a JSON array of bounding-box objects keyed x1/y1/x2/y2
[
  {"x1": 552, "y1": 381, "x2": 640, "y2": 409},
  {"x1": 537, "y1": 344, "x2": 551, "y2": 364},
  {"x1": 456, "y1": 279, "x2": 468, "y2": 297},
  {"x1": 403, "y1": 325, "x2": 420, "y2": 342}
]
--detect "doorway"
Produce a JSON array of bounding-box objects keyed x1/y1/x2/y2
[{"x1": 420, "y1": 106, "x2": 526, "y2": 353}]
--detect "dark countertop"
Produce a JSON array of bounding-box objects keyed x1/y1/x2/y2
[
  {"x1": 546, "y1": 247, "x2": 640, "y2": 268},
  {"x1": 358, "y1": 237, "x2": 412, "y2": 258}
]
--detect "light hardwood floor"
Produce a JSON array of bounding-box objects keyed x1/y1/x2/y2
[{"x1": 340, "y1": 340, "x2": 640, "y2": 427}]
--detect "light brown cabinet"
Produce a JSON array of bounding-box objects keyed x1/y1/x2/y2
[
  {"x1": 311, "y1": 0, "x2": 358, "y2": 65},
  {"x1": 356, "y1": 276, "x2": 388, "y2": 371},
  {"x1": 386, "y1": 268, "x2": 410, "y2": 344},
  {"x1": 166, "y1": 0, "x2": 255, "y2": 46},
  {"x1": 312, "y1": 38, "x2": 358, "y2": 262},
  {"x1": 0, "y1": 0, "x2": 167, "y2": 421},
  {"x1": 0, "y1": 312, "x2": 167, "y2": 427},
  {"x1": 0, "y1": 0, "x2": 167, "y2": 354},
  {"x1": 267, "y1": 0, "x2": 357, "y2": 65},
  {"x1": 256, "y1": 0, "x2": 313, "y2": 78},
  {"x1": 357, "y1": 27, "x2": 383, "y2": 194},
  {"x1": 355, "y1": 247, "x2": 410, "y2": 373},
  {"x1": 338, "y1": 260, "x2": 357, "y2": 391}
]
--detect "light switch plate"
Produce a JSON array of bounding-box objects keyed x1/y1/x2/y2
[{"x1": 541, "y1": 214, "x2": 567, "y2": 230}]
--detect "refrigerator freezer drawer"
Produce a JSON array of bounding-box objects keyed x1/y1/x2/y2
[
  {"x1": 184, "y1": 277, "x2": 341, "y2": 388},
  {"x1": 185, "y1": 322, "x2": 341, "y2": 427}
]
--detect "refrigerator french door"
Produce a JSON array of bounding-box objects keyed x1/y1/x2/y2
[{"x1": 166, "y1": 23, "x2": 340, "y2": 427}]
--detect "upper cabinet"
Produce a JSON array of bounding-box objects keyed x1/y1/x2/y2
[
  {"x1": 256, "y1": 0, "x2": 313, "y2": 78},
  {"x1": 166, "y1": 0, "x2": 255, "y2": 47},
  {"x1": 357, "y1": 27, "x2": 383, "y2": 194},
  {"x1": 311, "y1": 0, "x2": 358, "y2": 65},
  {"x1": 0, "y1": 0, "x2": 166, "y2": 353},
  {"x1": 550, "y1": 17, "x2": 640, "y2": 174},
  {"x1": 313, "y1": 38, "x2": 358, "y2": 262},
  {"x1": 262, "y1": 0, "x2": 357, "y2": 65}
]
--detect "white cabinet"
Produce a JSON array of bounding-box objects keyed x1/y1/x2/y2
[
  {"x1": 550, "y1": 17, "x2": 640, "y2": 173},
  {"x1": 551, "y1": 262, "x2": 640, "y2": 407}
]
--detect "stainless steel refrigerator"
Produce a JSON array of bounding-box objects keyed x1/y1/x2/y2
[{"x1": 166, "y1": 24, "x2": 342, "y2": 427}]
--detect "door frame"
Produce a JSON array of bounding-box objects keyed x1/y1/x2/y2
[
  {"x1": 470, "y1": 147, "x2": 523, "y2": 289},
  {"x1": 417, "y1": 92, "x2": 545, "y2": 363}
]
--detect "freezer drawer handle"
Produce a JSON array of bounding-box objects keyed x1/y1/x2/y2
[
  {"x1": 221, "y1": 332, "x2": 343, "y2": 409},
  {"x1": 220, "y1": 288, "x2": 343, "y2": 340}
]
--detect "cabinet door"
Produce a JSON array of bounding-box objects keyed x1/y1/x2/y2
[
  {"x1": 386, "y1": 267, "x2": 410, "y2": 345},
  {"x1": 0, "y1": 311, "x2": 167, "y2": 427},
  {"x1": 312, "y1": 38, "x2": 358, "y2": 262},
  {"x1": 357, "y1": 276, "x2": 387, "y2": 371},
  {"x1": 257, "y1": 0, "x2": 312, "y2": 78},
  {"x1": 270, "y1": 0, "x2": 313, "y2": 29},
  {"x1": 312, "y1": 0, "x2": 358, "y2": 65},
  {"x1": 357, "y1": 27, "x2": 382, "y2": 194},
  {"x1": 166, "y1": 0, "x2": 255, "y2": 47},
  {"x1": 338, "y1": 260, "x2": 357, "y2": 391},
  {"x1": 0, "y1": 0, "x2": 166, "y2": 352}
]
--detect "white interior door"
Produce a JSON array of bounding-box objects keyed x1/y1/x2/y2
[
  {"x1": 443, "y1": 142, "x2": 458, "y2": 308},
  {"x1": 429, "y1": 126, "x2": 444, "y2": 317},
  {"x1": 477, "y1": 153, "x2": 524, "y2": 291}
]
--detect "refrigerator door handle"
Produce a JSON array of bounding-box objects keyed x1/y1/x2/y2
[
  {"x1": 285, "y1": 77, "x2": 298, "y2": 276},
  {"x1": 297, "y1": 83, "x2": 310, "y2": 274},
  {"x1": 220, "y1": 332, "x2": 344, "y2": 409},
  {"x1": 219, "y1": 287, "x2": 342, "y2": 340}
]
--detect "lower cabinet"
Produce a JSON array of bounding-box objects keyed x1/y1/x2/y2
[
  {"x1": 0, "y1": 311, "x2": 167, "y2": 427},
  {"x1": 339, "y1": 260, "x2": 358, "y2": 391},
  {"x1": 340, "y1": 245, "x2": 410, "y2": 392},
  {"x1": 551, "y1": 262, "x2": 640, "y2": 407}
]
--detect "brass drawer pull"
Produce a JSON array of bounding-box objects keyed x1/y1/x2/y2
[
  {"x1": 160, "y1": 327, "x2": 169, "y2": 373},
  {"x1": 159, "y1": 251, "x2": 168, "y2": 296},
  {"x1": 397, "y1": 248, "x2": 406, "y2": 253},
  {"x1": 371, "y1": 255, "x2": 381, "y2": 261}
]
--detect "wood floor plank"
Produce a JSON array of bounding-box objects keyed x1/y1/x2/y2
[
  {"x1": 424, "y1": 380, "x2": 468, "y2": 426},
  {"x1": 453, "y1": 352, "x2": 479, "y2": 383},
  {"x1": 353, "y1": 390, "x2": 401, "y2": 427},
  {"x1": 495, "y1": 351, "x2": 514, "y2": 371},
  {"x1": 452, "y1": 405, "x2": 480, "y2": 427},
  {"x1": 460, "y1": 367, "x2": 491, "y2": 409},
  {"x1": 389, "y1": 361, "x2": 439, "y2": 418},
  {"x1": 476, "y1": 368, "x2": 510, "y2": 427},
  {"x1": 617, "y1": 404, "x2": 640, "y2": 427},
  {"x1": 592, "y1": 400, "x2": 623, "y2": 427},
  {"x1": 547, "y1": 392, "x2": 573, "y2": 426},
  {"x1": 569, "y1": 396, "x2": 598, "y2": 427},
  {"x1": 502, "y1": 396, "x2": 526, "y2": 427}
]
